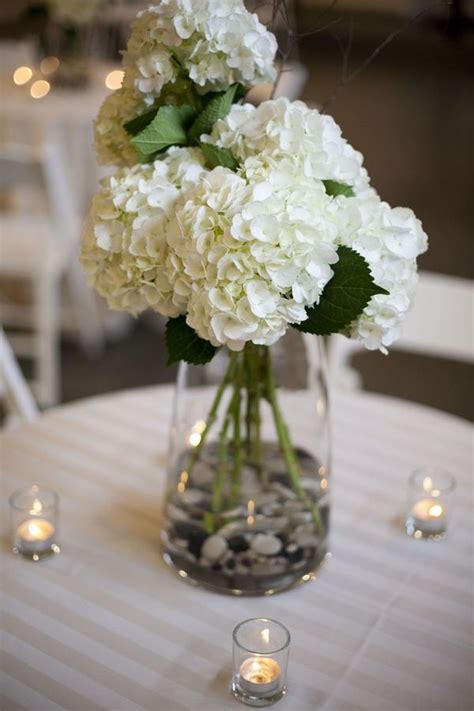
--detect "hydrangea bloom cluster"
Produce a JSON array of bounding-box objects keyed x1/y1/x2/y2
[
  {"x1": 205, "y1": 99, "x2": 428, "y2": 351},
  {"x1": 94, "y1": 0, "x2": 277, "y2": 166},
  {"x1": 206, "y1": 98, "x2": 373, "y2": 197},
  {"x1": 336, "y1": 197, "x2": 427, "y2": 351},
  {"x1": 84, "y1": 97, "x2": 427, "y2": 352},
  {"x1": 166, "y1": 166, "x2": 340, "y2": 350},
  {"x1": 82, "y1": 147, "x2": 205, "y2": 315}
]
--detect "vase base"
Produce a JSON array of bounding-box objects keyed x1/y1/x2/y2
[{"x1": 162, "y1": 547, "x2": 331, "y2": 597}]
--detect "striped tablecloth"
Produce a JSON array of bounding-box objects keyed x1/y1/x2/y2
[{"x1": 1, "y1": 386, "x2": 472, "y2": 711}]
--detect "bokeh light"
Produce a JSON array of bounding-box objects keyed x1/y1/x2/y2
[
  {"x1": 105, "y1": 70, "x2": 124, "y2": 90},
  {"x1": 40, "y1": 56, "x2": 60, "y2": 76},
  {"x1": 30, "y1": 80, "x2": 51, "y2": 99},
  {"x1": 13, "y1": 66, "x2": 33, "y2": 86}
]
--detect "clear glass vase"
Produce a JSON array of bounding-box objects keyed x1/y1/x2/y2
[{"x1": 162, "y1": 331, "x2": 330, "y2": 595}]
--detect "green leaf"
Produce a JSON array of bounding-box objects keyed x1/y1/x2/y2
[
  {"x1": 131, "y1": 105, "x2": 196, "y2": 157},
  {"x1": 123, "y1": 107, "x2": 159, "y2": 136},
  {"x1": 165, "y1": 316, "x2": 218, "y2": 366},
  {"x1": 200, "y1": 143, "x2": 239, "y2": 170},
  {"x1": 323, "y1": 180, "x2": 355, "y2": 198},
  {"x1": 188, "y1": 83, "x2": 245, "y2": 142},
  {"x1": 294, "y1": 246, "x2": 389, "y2": 336}
]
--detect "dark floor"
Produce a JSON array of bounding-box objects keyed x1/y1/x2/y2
[{"x1": 21, "y1": 9, "x2": 474, "y2": 420}]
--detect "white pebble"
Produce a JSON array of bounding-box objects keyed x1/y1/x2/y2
[
  {"x1": 181, "y1": 488, "x2": 204, "y2": 506},
  {"x1": 166, "y1": 504, "x2": 188, "y2": 522},
  {"x1": 202, "y1": 535, "x2": 228, "y2": 562},
  {"x1": 250, "y1": 534, "x2": 282, "y2": 556}
]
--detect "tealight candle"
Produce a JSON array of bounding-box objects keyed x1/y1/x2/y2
[
  {"x1": 9, "y1": 486, "x2": 60, "y2": 560},
  {"x1": 16, "y1": 518, "x2": 56, "y2": 555},
  {"x1": 232, "y1": 618, "x2": 290, "y2": 707},
  {"x1": 239, "y1": 657, "x2": 282, "y2": 697},
  {"x1": 405, "y1": 468, "x2": 455, "y2": 539},
  {"x1": 410, "y1": 499, "x2": 445, "y2": 533}
]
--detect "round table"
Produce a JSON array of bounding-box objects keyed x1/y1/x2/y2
[{"x1": 1, "y1": 386, "x2": 472, "y2": 711}]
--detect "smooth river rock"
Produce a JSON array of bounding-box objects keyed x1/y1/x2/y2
[
  {"x1": 201, "y1": 534, "x2": 228, "y2": 562},
  {"x1": 250, "y1": 533, "x2": 282, "y2": 556}
]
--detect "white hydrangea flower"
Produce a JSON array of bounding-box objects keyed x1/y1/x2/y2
[
  {"x1": 89, "y1": 65, "x2": 427, "y2": 355},
  {"x1": 81, "y1": 147, "x2": 206, "y2": 315},
  {"x1": 165, "y1": 165, "x2": 340, "y2": 351},
  {"x1": 336, "y1": 197, "x2": 428, "y2": 352},
  {"x1": 206, "y1": 98, "x2": 373, "y2": 197},
  {"x1": 95, "y1": 1, "x2": 276, "y2": 167},
  {"x1": 125, "y1": 1, "x2": 277, "y2": 95}
]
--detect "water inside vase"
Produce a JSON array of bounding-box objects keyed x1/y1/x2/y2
[{"x1": 162, "y1": 441, "x2": 329, "y2": 595}]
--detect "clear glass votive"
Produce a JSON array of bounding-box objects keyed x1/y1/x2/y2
[
  {"x1": 9, "y1": 485, "x2": 60, "y2": 560},
  {"x1": 232, "y1": 618, "x2": 290, "y2": 707},
  {"x1": 405, "y1": 468, "x2": 456, "y2": 539}
]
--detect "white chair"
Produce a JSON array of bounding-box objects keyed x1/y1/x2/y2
[
  {"x1": 328, "y1": 271, "x2": 473, "y2": 390},
  {"x1": 0, "y1": 328, "x2": 38, "y2": 423},
  {"x1": 0, "y1": 126, "x2": 105, "y2": 407}
]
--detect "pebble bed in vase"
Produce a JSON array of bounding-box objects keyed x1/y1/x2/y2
[{"x1": 163, "y1": 443, "x2": 329, "y2": 595}]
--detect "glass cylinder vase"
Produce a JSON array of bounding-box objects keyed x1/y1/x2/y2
[{"x1": 162, "y1": 331, "x2": 330, "y2": 595}]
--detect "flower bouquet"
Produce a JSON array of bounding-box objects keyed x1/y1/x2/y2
[{"x1": 82, "y1": 0, "x2": 427, "y2": 594}]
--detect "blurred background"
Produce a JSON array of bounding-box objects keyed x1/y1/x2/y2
[{"x1": 0, "y1": 0, "x2": 472, "y2": 421}]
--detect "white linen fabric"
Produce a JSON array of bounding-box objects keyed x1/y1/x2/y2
[{"x1": 1, "y1": 386, "x2": 472, "y2": 711}]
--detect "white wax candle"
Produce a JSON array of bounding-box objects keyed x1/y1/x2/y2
[
  {"x1": 410, "y1": 498, "x2": 445, "y2": 532},
  {"x1": 17, "y1": 518, "x2": 55, "y2": 554},
  {"x1": 239, "y1": 657, "x2": 281, "y2": 697}
]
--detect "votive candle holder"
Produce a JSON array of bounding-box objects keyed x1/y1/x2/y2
[
  {"x1": 9, "y1": 485, "x2": 60, "y2": 560},
  {"x1": 232, "y1": 618, "x2": 290, "y2": 707},
  {"x1": 405, "y1": 468, "x2": 456, "y2": 539}
]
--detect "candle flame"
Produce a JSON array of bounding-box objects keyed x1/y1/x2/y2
[
  {"x1": 429, "y1": 504, "x2": 443, "y2": 518},
  {"x1": 240, "y1": 657, "x2": 281, "y2": 685},
  {"x1": 28, "y1": 522, "x2": 41, "y2": 537},
  {"x1": 422, "y1": 476, "x2": 433, "y2": 493},
  {"x1": 29, "y1": 499, "x2": 42, "y2": 515}
]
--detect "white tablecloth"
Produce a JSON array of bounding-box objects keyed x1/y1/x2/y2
[{"x1": 1, "y1": 386, "x2": 472, "y2": 711}]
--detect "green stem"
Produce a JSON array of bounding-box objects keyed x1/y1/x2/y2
[
  {"x1": 187, "y1": 352, "x2": 238, "y2": 474},
  {"x1": 229, "y1": 355, "x2": 244, "y2": 506},
  {"x1": 263, "y1": 348, "x2": 323, "y2": 533},
  {"x1": 212, "y1": 413, "x2": 230, "y2": 514},
  {"x1": 244, "y1": 343, "x2": 263, "y2": 477}
]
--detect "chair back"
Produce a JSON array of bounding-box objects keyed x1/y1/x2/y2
[
  {"x1": 0, "y1": 329, "x2": 38, "y2": 423},
  {"x1": 328, "y1": 271, "x2": 473, "y2": 389},
  {"x1": 0, "y1": 124, "x2": 82, "y2": 253}
]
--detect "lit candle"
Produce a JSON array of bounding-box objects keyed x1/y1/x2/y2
[
  {"x1": 16, "y1": 518, "x2": 56, "y2": 555},
  {"x1": 239, "y1": 657, "x2": 282, "y2": 697},
  {"x1": 409, "y1": 498, "x2": 446, "y2": 534}
]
